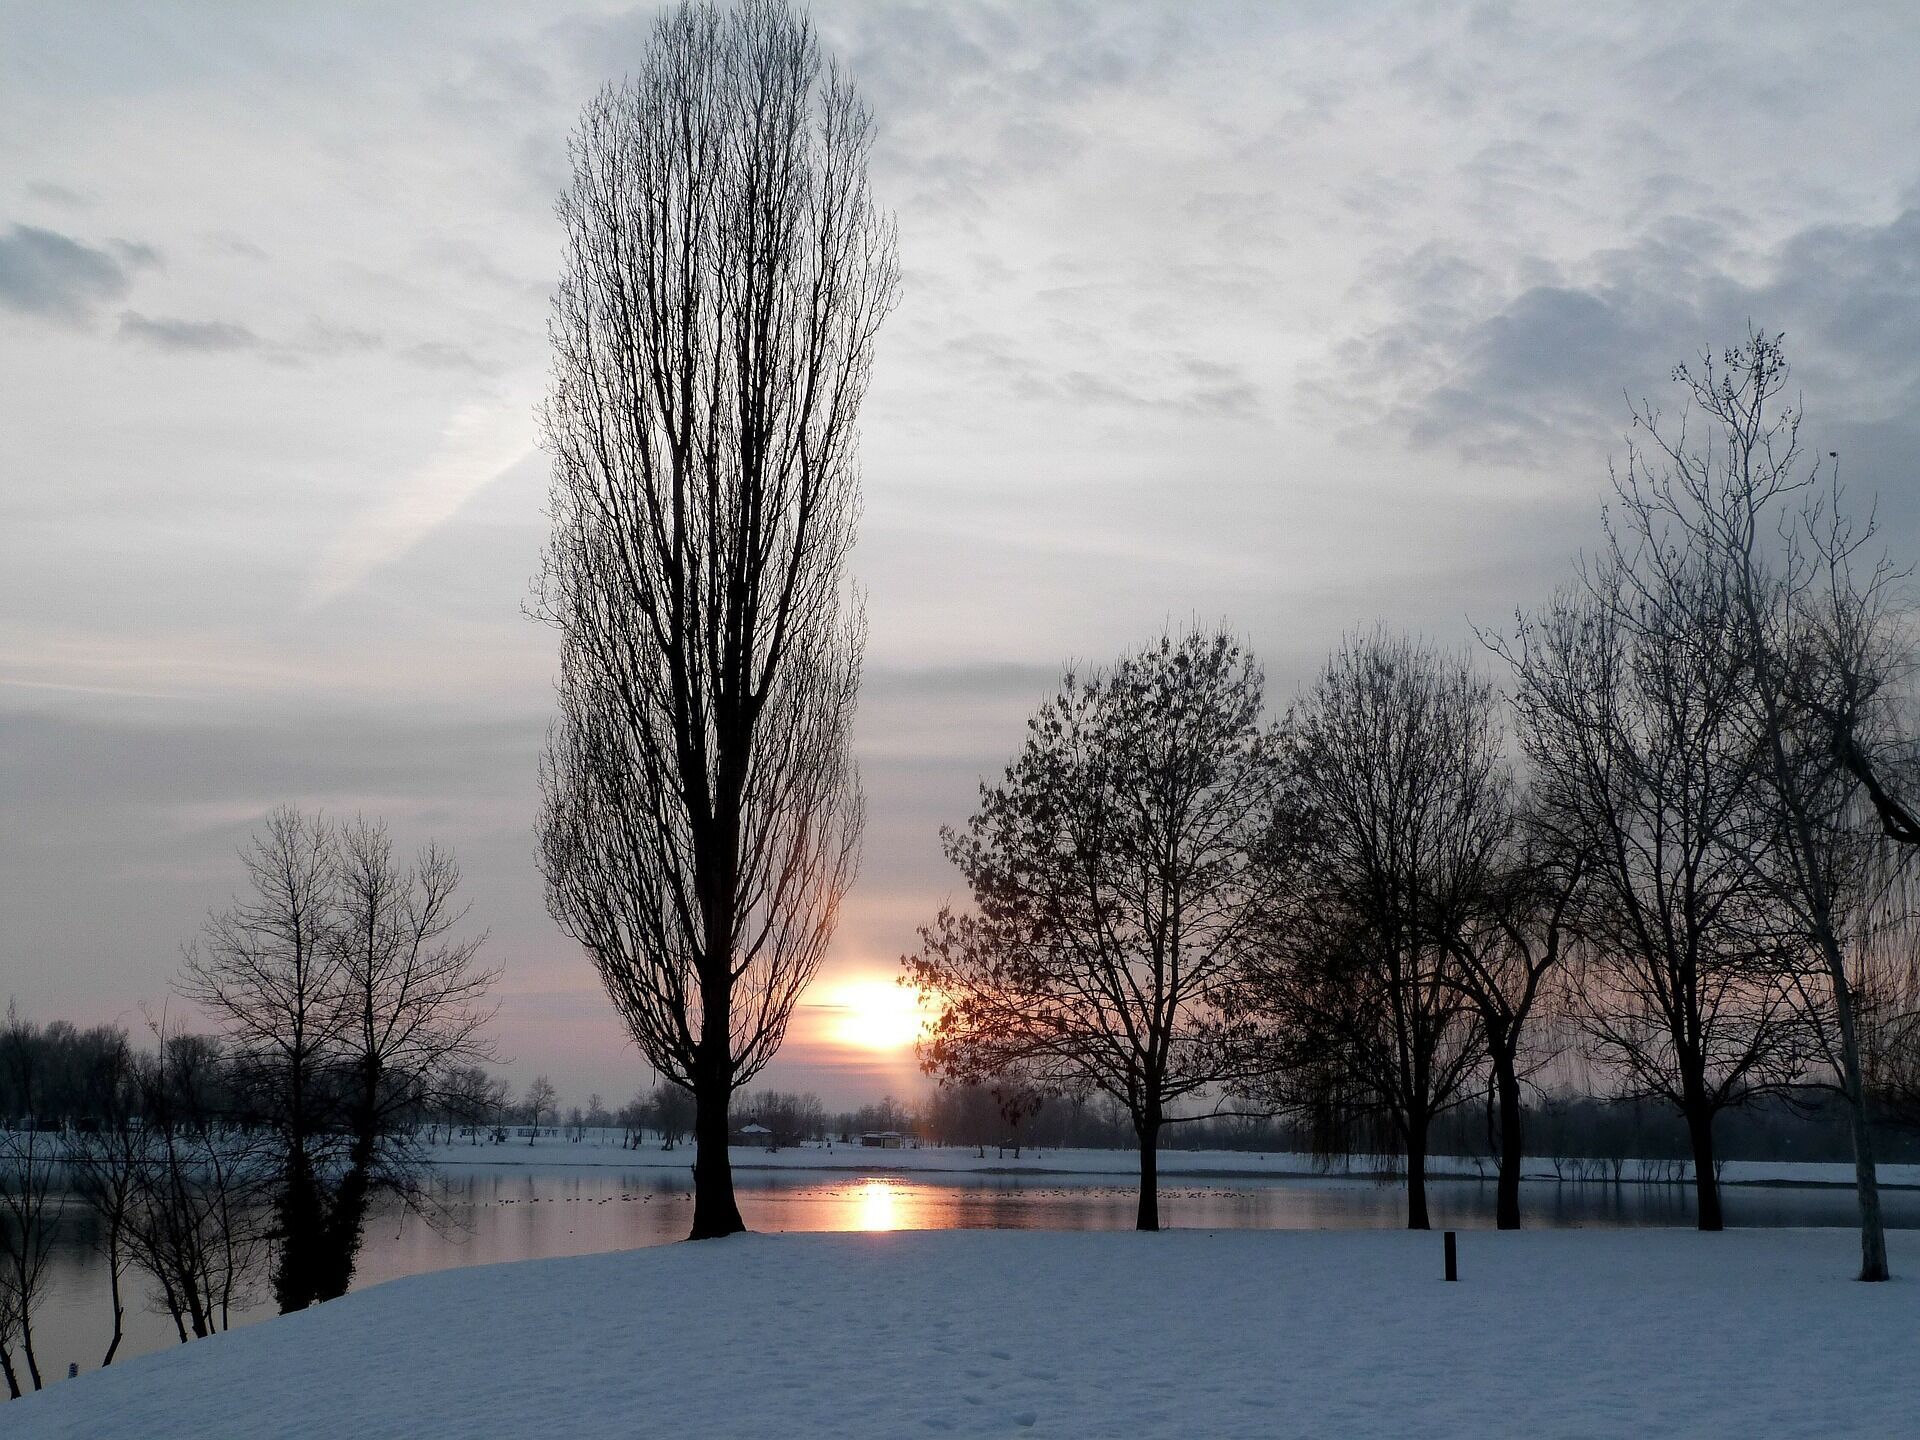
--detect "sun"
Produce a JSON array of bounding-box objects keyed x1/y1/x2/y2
[{"x1": 827, "y1": 979, "x2": 929, "y2": 1052}]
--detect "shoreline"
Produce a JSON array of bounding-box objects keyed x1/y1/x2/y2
[{"x1": 420, "y1": 1140, "x2": 1920, "y2": 1191}]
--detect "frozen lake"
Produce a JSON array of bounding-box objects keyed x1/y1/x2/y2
[{"x1": 24, "y1": 1158, "x2": 1920, "y2": 1386}]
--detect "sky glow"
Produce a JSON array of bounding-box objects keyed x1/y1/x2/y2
[{"x1": 5, "y1": 2, "x2": 1920, "y2": 1105}]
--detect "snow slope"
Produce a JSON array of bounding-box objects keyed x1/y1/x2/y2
[{"x1": 10, "y1": 1228, "x2": 1914, "y2": 1438}]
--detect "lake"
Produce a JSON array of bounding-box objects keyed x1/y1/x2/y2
[{"x1": 22, "y1": 1160, "x2": 1920, "y2": 1389}]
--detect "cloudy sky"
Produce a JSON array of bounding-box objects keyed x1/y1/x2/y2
[{"x1": 5, "y1": 1, "x2": 1920, "y2": 1108}]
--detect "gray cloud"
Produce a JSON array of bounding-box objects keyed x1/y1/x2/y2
[
  {"x1": 1322, "y1": 208, "x2": 1920, "y2": 466},
  {"x1": 24, "y1": 180, "x2": 90, "y2": 209},
  {"x1": 401, "y1": 339, "x2": 497, "y2": 374},
  {"x1": 0, "y1": 223, "x2": 135, "y2": 323},
  {"x1": 117, "y1": 310, "x2": 263, "y2": 352},
  {"x1": 114, "y1": 306, "x2": 499, "y2": 370},
  {"x1": 109, "y1": 238, "x2": 162, "y2": 268},
  {"x1": 299, "y1": 319, "x2": 385, "y2": 357}
]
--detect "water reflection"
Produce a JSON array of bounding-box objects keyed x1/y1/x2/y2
[
  {"x1": 23, "y1": 1165, "x2": 1920, "y2": 1389},
  {"x1": 855, "y1": 1178, "x2": 901, "y2": 1231}
]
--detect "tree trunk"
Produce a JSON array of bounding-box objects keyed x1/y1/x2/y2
[
  {"x1": 1811, "y1": 933, "x2": 1891, "y2": 1280},
  {"x1": 1684, "y1": 1106, "x2": 1723, "y2": 1232},
  {"x1": 689, "y1": 982, "x2": 744, "y2": 1240},
  {"x1": 1, "y1": 1344, "x2": 20, "y2": 1400},
  {"x1": 1843, "y1": 1080, "x2": 1889, "y2": 1281},
  {"x1": 101, "y1": 1246, "x2": 125, "y2": 1366},
  {"x1": 316, "y1": 1154, "x2": 373, "y2": 1302},
  {"x1": 1493, "y1": 1054, "x2": 1524, "y2": 1230},
  {"x1": 273, "y1": 1141, "x2": 324, "y2": 1312},
  {"x1": 1134, "y1": 1113, "x2": 1160, "y2": 1232},
  {"x1": 316, "y1": 1062, "x2": 383, "y2": 1302},
  {"x1": 1404, "y1": 1117, "x2": 1431, "y2": 1230},
  {"x1": 18, "y1": 1312, "x2": 40, "y2": 1391},
  {"x1": 689, "y1": 1083, "x2": 745, "y2": 1239}
]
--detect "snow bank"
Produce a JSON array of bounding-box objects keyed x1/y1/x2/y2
[{"x1": 10, "y1": 1228, "x2": 1913, "y2": 1438}]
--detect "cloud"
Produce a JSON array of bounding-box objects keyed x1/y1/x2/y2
[
  {"x1": 0, "y1": 223, "x2": 135, "y2": 324},
  {"x1": 115, "y1": 310, "x2": 488, "y2": 368},
  {"x1": 1319, "y1": 207, "x2": 1920, "y2": 465},
  {"x1": 109, "y1": 238, "x2": 162, "y2": 268},
  {"x1": 117, "y1": 311, "x2": 263, "y2": 352},
  {"x1": 402, "y1": 339, "x2": 496, "y2": 374},
  {"x1": 24, "y1": 181, "x2": 90, "y2": 209}
]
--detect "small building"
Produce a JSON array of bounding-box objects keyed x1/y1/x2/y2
[
  {"x1": 733, "y1": 1122, "x2": 775, "y2": 1148},
  {"x1": 859, "y1": 1131, "x2": 906, "y2": 1149}
]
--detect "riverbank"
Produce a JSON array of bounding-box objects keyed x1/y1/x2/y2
[
  {"x1": 11, "y1": 1227, "x2": 1914, "y2": 1438},
  {"x1": 425, "y1": 1135, "x2": 1920, "y2": 1190}
]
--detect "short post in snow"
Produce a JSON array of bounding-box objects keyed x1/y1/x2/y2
[{"x1": 1443, "y1": 1230, "x2": 1458, "y2": 1282}]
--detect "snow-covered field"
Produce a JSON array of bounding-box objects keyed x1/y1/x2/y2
[
  {"x1": 426, "y1": 1134, "x2": 1920, "y2": 1189},
  {"x1": 11, "y1": 1227, "x2": 1914, "y2": 1438}
]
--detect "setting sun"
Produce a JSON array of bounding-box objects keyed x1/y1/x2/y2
[{"x1": 825, "y1": 979, "x2": 930, "y2": 1053}]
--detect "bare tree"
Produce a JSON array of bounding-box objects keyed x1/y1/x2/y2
[
  {"x1": 648, "y1": 1082, "x2": 695, "y2": 1150},
  {"x1": 439, "y1": 1064, "x2": 505, "y2": 1145},
  {"x1": 1258, "y1": 633, "x2": 1492, "y2": 1230},
  {"x1": 181, "y1": 805, "x2": 344, "y2": 1312},
  {"x1": 0, "y1": 1272, "x2": 18, "y2": 1401},
  {"x1": 1497, "y1": 557, "x2": 1803, "y2": 1231},
  {"x1": 535, "y1": 0, "x2": 897, "y2": 1240},
  {"x1": 1434, "y1": 821, "x2": 1582, "y2": 1229},
  {"x1": 180, "y1": 807, "x2": 493, "y2": 1310},
  {"x1": 64, "y1": 1030, "x2": 143, "y2": 1365},
  {"x1": 906, "y1": 630, "x2": 1296, "y2": 1230},
  {"x1": 1610, "y1": 330, "x2": 1905, "y2": 1277},
  {"x1": 524, "y1": 1076, "x2": 557, "y2": 1144},
  {"x1": 0, "y1": 1004, "x2": 57, "y2": 1395},
  {"x1": 122, "y1": 1025, "x2": 271, "y2": 1342},
  {"x1": 318, "y1": 818, "x2": 496, "y2": 1300}
]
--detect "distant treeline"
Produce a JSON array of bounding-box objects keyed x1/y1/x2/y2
[
  {"x1": 693, "y1": 1082, "x2": 1920, "y2": 1167},
  {"x1": 12, "y1": 1019, "x2": 1919, "y2": 1169}
]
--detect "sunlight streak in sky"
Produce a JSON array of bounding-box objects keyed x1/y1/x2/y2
[{"x1": 306, "y1": 393, "x2": 537, "y2": 608}]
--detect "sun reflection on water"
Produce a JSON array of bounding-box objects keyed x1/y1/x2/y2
[{"x1": 856, "y1": 1179, "x2": 902, "y2": 1231}]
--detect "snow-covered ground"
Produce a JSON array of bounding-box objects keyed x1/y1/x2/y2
[
  {"x1": 10, "y1": 1227, "x2": 1914, "y2": 1438},
  {"x1": 426, "y1": 1134, "x2": 1920, "y2": 1189}
]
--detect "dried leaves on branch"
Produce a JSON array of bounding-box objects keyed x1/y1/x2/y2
[{"x1": 907, "y1": 630, "x2": 1302, "y2": 1231}]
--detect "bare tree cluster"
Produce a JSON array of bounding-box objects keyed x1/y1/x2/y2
[
  {"x1": 733, "y1": 1089, "x2": 829, "y2": 1148},
  {"x1": 1520, "y1": 330, "x2": 1919, "y2": 1275},
  {"x1": 2, "y1": 1009, "x2": 280, "y2": 1387},
  {"x1": 903, "y1": 337, "x2": 1920, "y2": 1265},
  {"x1": 180, "y1": 806, "x2": 495, "y2": 1311},
  {"x1": 0, "y1": 1005, "x2": 58, "y2": 1397}
]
